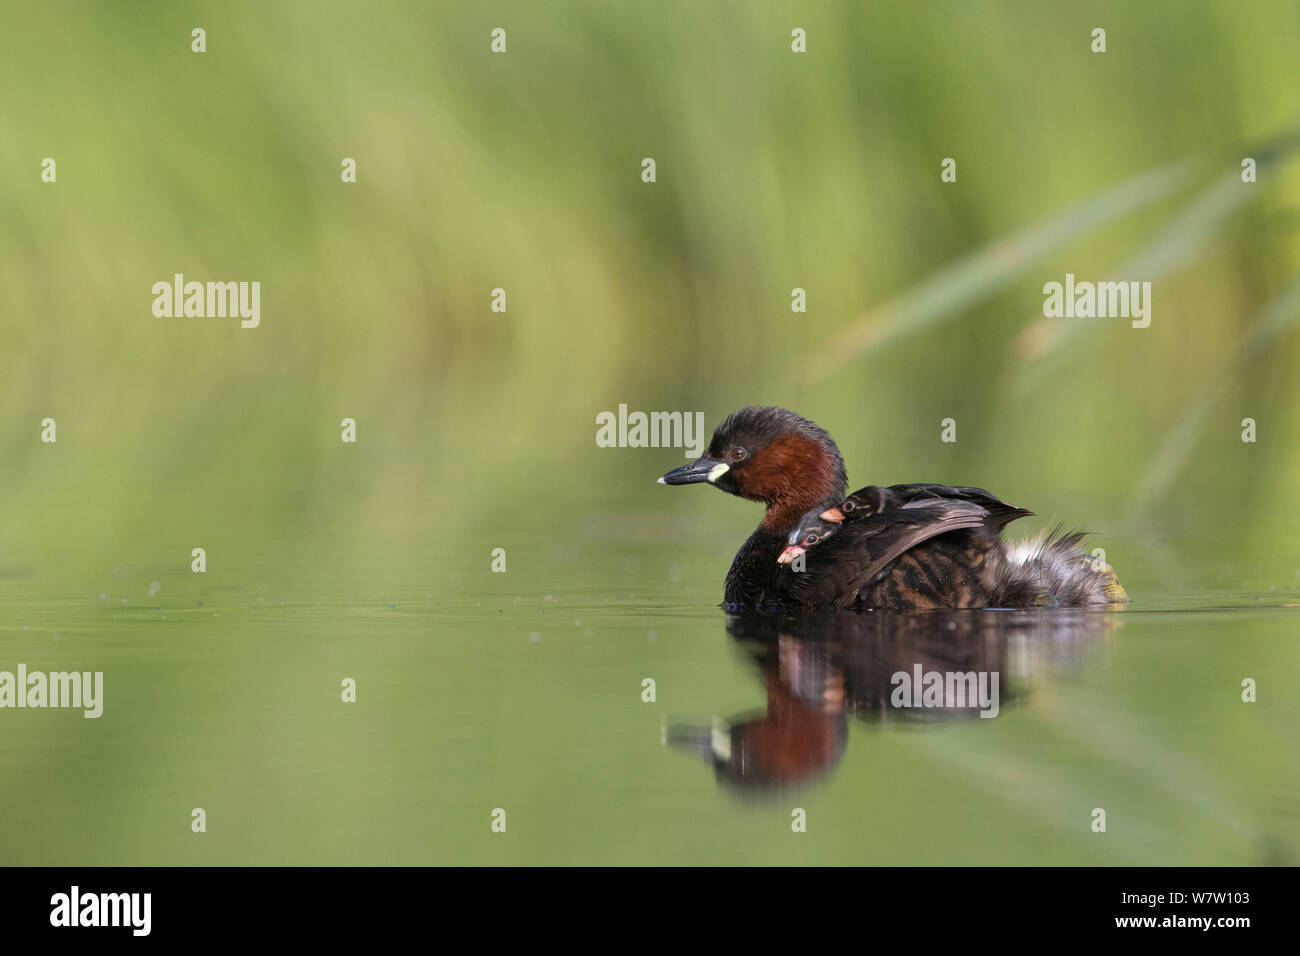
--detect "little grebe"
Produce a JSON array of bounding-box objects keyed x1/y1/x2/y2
[{"x1": 659, "y1": 406, "x2": 1127, "y2": 610}]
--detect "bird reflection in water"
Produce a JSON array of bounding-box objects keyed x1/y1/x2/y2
[{"x1": 666, "y1": 608, "x2": 1119, "y2": 796}]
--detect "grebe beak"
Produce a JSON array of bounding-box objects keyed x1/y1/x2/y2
[{"x1": 659, "y1": 456, "x2": 727, "y2": 485}]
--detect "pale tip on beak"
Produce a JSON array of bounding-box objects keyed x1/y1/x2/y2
[
  {"x1": 776, "y1": 546, "x2": 805, "y2": 566},
  {"x1": 656, "y1": 476, "x2": 666, "y2": 484},
  {"x1": 819, "y1": 507, "x2": 844, "y2": 523}
]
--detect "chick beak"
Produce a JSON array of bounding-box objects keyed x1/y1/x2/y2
[
  {"x1": 818, "y1": 507, "x2": 845, "y2": 523},
  {"x1": 776, "y1": 545, "x2": 805, "y2": 566}
]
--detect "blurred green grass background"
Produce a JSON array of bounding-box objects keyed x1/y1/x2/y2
[{"x1": 3, "y1": 1, "x2": 1300, "y2": 573}]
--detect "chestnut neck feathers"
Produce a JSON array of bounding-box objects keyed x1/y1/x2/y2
[{"x1": 710, "y1": 407, "x2": 847, "y2": 534}]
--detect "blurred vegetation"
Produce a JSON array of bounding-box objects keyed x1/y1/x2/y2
[
  {"x1": 0, "y1": 1, "x2": 1298, "y2": 864},
  {"x1": 2, "y1": 0, "x2": 1300, "y2": 576}
]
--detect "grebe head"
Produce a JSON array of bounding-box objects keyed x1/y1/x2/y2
[{"x1": 659, "y1": 407, "x2": 847, "y2": 531}]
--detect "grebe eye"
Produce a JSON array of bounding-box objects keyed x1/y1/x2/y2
[
  {"x1": 729, "y1": 447, "x2": 747, "y2": 462},
  {"x1": 806, "y1": 533, "x2": 820, "y2": 545}
]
